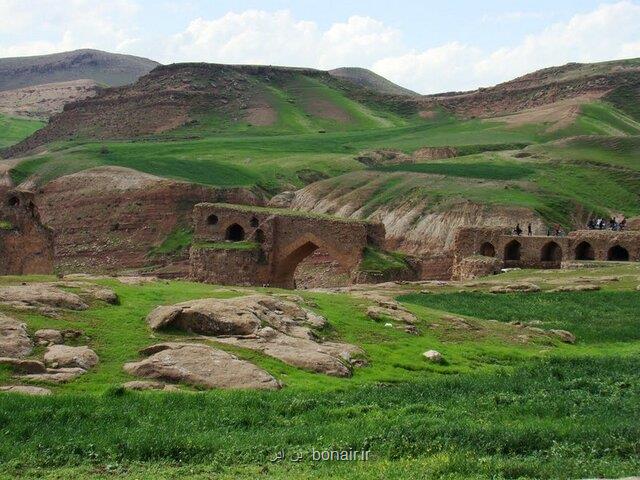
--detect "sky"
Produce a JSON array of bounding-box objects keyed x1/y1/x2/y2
[{"x1": 1, "y1": 0, "x2": 639, "y2": 94}]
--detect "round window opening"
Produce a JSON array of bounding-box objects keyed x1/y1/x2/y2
[{"x1": 207, "y1": 214, "x2": 219, "y2": 225}]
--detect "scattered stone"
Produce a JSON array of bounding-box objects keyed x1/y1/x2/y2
[
  {"x1": 490, "y1": 283, "x2": 541, "y2": 294},
  {"x1": 122, "y1": 380, "x2": 168, "y2": 391},
  {"x1": 366, "y1": 306, "x2": 417, "y2": 324},
  {"x1": 423, "y1": 350, "x2": 444, "y2": 364},
  {"x1": 44, "y1": 345, "x2": 99, "y2": 370},
  {"x1": 19, "y1": 367, "x2": 86, "y2": 383},
  {"x1": 0, "y1": 385, "x2": 51, "y2": 396},
  {"x1": 549, "y1": 285, "x2": 600, "y2": 293},
  {"x1": 0, "y1": 357, "x2": 46, "y2": 374},
  {"x1": 62, "y1": 329, "x2": 83, "y2": 339},
  {"x1": 550, "y1": 329, "x2": 576, "y2": 344},
  {"x1": 0, "y1": 315, "x2": 33, "y2": 358},
  {"x1": 404, "y1": 325, "x2": 419, "y2": 335},
  {"x1": 384, "y1": 323, "x2": 393, "y2": 327},
  {"x1": 34, "y1": 329, "x2": 64, "y2": 346},
  {"x1": 441, "y1": 315, "x2": 481, "y2": 330},
  {"x1": 0, "y1": 284, "x2": 88, "y2": 310},
  {"x1": 90, "y1": 287, "x2": 119, "y2": 304},
  {"x1": 117, "y1": 276, "x2": 158, "y2": 285},
  {"x1": 124, "y1": 342, "x2": 281, "y2": 390}
]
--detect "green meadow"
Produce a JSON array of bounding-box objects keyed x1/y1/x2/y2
[{"x1": 0, "y1": 265, "x2": 639, "y2": 478}]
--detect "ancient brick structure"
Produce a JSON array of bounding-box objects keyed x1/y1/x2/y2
[
  {"x1": 190, "y1": 203, "x2": 385, "y2": 288},
  {"x1": 452, "y1": 226, "x2": 640, "y2": 279},
  {"x1": 0, "y1": 188, "x2": 54, "y2": 274}
]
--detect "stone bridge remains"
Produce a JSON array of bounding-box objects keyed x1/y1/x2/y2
[
  {"x1": 452, "y1": 226, "x2": 640, "y2": 279},
  {"x1": 189, "y1": 203, "x2": 385, "y2": 288}
]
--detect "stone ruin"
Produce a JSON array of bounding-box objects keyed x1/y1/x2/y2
[
  {"x1": 189, "y1": 203, "x2": 385, "y2": 288},
  {"x1": 452, "y1": 226, "x2": 640, "y2": 279},
  {"x1": 0, "y1": 188, "x2": 53, "y2": 275}
]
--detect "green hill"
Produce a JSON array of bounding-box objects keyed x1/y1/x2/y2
[{"x1": 329, "y1": 67, "x2": 418, "y2": 96}]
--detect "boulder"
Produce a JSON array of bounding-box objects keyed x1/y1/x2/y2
[
  {"x1": 44, "y1": 345, "x2": 98, "y2": 369},
  {"x1": 423, "y1": 350, "x2": 444, "y2": 364},
  {"x1": 0, "y1": 315, "x2": 32, "y2": 358},
  {"x1": 19, "y1": 367, "x2": 87, "y2": 383},
  {"x1": 549, "y1": 285, "x2": 600, "y2": 292},
  {"x1": 34, "y1": 329, "x2": 64, "y2": 346},
  {"x1": 550, "y1": 329, "x2": 576, "y2": 344},
  {"x1": 0, "y1": 385, "x2": 51, "y2": 396},
  {"x1": 122, "y1": 380, "x2": 168, "y2": 391},
  {"x1": 216, "y1": 331, "x2": 361, "y2": 377},
  {"x1": 146, "y1": 305, "x2": 184, "y2": 330},
  {"x1": 490, "y1": 283, "x2": 541, "y2": 294},
  {"x1": 0, "y1": 285, "x2": 87, "y2": 310},
  {"x1": 117, "y1": 276, "x2": 158, "y2": 285},
  {"x1": 124, "y1": 342, "x2": 280, "y2": 390},
  {"x1": 90, "y1": 287, "x2": 119, "y2": 304},
  {"x1": 0, "y1": 357, "x2": 46, "y2": 374},
  {"x1": 366, "y1": 305, "x2": 417, "y2": 324}
]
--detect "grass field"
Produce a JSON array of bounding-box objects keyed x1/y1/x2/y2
[
  {"x1": 0, "y1": 114, "x2": 44, "y2": 149},
  {"x1": 0, "y1": 265, "x2": 638, "y2": 478}
]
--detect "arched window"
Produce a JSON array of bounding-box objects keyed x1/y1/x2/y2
[
  {"x1": 207, "y1": 214, "x2": 218, "y2": 225},
  {"x1": 479, "y1": 242, "x2": 495, "y2": 257},
  {"x1": 250, "y1": 217, "x2": 259, "y2": 228},
  {"x1": 254, "y1": 228, "x2": 265, "y2": 243},
  {"x1": 225, "y1": 223, "x2": 245, "y2": 241},
  {"x1": 541, "y1": 241, "x2": 562, "y2": 262},
  {"x1": 504, "y1": 240, "x2": 521, "y2": 261},
  {"x1": 608, "y1": 245, "x2": 629, "y2": 261},
  {"x1": 575, "y1": 241, "x2": 594, "y2": 260},
  {"x1": 8, "y1": 196, "x2": 19, "y2": 207}
]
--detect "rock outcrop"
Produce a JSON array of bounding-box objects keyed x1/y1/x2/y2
[
  {"x1": 146, "y1": 295, "x2": 364, "y2": 377},
  {"x1": 124, "y1": 342, "x2": 281, "y2": 390},
  {"x1": 0, "y1": 385, "x2": 52, "y2": 396},
  {"x1": 0, "y1": 315, "x2": 32, "y2": 358},
  {"x1": 43, "y1": 345, "x2": 99, "y2": 370},
  {"x1": 0, "y1": 285, "x2": 88, "y2": 310},
  {"x1": 490, "y1": 283, "x2": 541, "y2": 294}
]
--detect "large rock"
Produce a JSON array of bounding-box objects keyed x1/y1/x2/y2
[
  {"x1": 123, "y1": 342, "x2": 280, "y2": 390},
  {"x1": 146, "y1": 295, "x2": 363, "y2": 377},
  {"x1": 490, "y1": 283, "x2": 541, "y2": 294},
  {"x1": 0, "y1": 357, "x2": 46, "y2": 373},
  {"x1": 550, "y1": 329, "x2": 576, "y2": 344},
  {"x1": 0, "y1": 315, "x2": 32, "y2": 358},
  {"x1": 216, "y1": 330, "x2": 362, "y2": 377},
  {"x1": 0, "y1": 285, "x2": 87, "y2": 310},
  {"x1": 19, "y1": 367, "x2": 86, "y2": 383},
  {"x1": 43, "y1": 345, "x2": 98, "y2": 369},
  {"x1": 0, "y1": 385, "x2": 51, "y2": 396},
  {"x1": 147, "y1": 294, "x2": 327, "y2": 336},
  {"x1": 423, "y1": 350, "x2": 444, "y2": 364},
  {"x1": 34, "y1": 329, "x2": 64, "y2": 346}
]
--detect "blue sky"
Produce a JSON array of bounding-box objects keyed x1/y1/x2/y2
[{"x1": 1, "y1": 0, "x2": 639, "y2": 93}]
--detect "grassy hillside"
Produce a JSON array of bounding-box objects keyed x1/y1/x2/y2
[
  {"x1": 0, "y1": 266, "x2": 639, "y2": 478},
  {"x1": 0, "y1": 114, "x2": 44, "y2": 149},
  {"x1": 329, "y1": 67, "x2": 418, "y2": 96}
]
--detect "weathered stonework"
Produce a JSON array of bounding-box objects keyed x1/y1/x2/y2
[
  {"x1": 189, "y1": 203, "x2": 385, "y2": 288},
  {"x1": 452, "y1": 227, "x2": 640, "y2": 279},
  {"x1": 0, "y1": 189, "x2": 53, "y2": 275}
]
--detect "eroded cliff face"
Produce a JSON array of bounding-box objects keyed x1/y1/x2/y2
[
  {"x1": 287, "y1": 174, "x2": 546, "y2": 255},
  {"x1": 33, "y1": 166, "x2": 263, "y2": 273}
]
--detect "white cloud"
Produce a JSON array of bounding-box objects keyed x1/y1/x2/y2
[
  {"x1": 165, "y1": 10, "x2": 402, "y2": 69},
  {"x1": 374, "y1": 1, "x2": 640, "y2": 93},
  {"x1": 0, "y1": 0, "x2": 140, "y2": 57}
]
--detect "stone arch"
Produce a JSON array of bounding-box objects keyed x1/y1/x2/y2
[
  {"x1": 504, "y1": 240, "x2": 521, "y2": 261},
  {"x1": 254, "y1": 228, "x2": 265, "y2": 243},
  {"x1": 207, "y1": 214, "x2": 218, "y2": 225},
  {"x1": 225, "y1": 223, "x2": 245, "y2": 241},
  {"x1": 575, "y1": 241, "x2": 594, "y2": 260},
  {"x1": 541, "y1": 241, "x2": 562, "y2": 262},
  {"x1": 608, "y1": 245, "x2": 629, "y2": 261},
  {"x1": 272, "y1": 233, "x2": 354, "y2": 288},
  {"x1": 479, "y1": 242, "x2": 495, "y2": 257}
]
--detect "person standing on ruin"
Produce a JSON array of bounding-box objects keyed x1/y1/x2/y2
[
  {"x1": 527, "y1": 223, "x2": 532, "y2": 236},
  {"x1": 514, "y1": 224, "x2": 523, "y2": 236}
]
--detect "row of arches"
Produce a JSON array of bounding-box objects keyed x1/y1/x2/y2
[
  {"x1": 222, "y1": 223, "x2": 266, "y2": 244},
  {"x1": 479, "y1": 240, "x2": 630, "y2": 262}
]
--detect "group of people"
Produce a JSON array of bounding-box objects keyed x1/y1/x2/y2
[
  {"x1": 513, "y1": 223, "x2": 566, "y2": 237},
  {"x1": 587, "y1": 217, "x2": 627, "y2": 231},
  {"x1": 512, "y1": 216, "x2": 627, "y2": 237}
]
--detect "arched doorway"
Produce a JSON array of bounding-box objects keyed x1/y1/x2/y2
[
  {"x1": 504, "y1": 240, "x2": 521, "y2": 261},
  {"x1": 479, "y1": 242, "x2": 495, "y2": 257},
  {"x1": 608, "y1": 245, "x2": 629, "y2": 261},
  {"x1": 575, "y1": 241, "x2": 594, "y2": 260},
  {"x1": 225, "y1": 223, "x2": 245, "y2": 241},
  {"x1": 541, "y1": 241, "x2": 562, "y2": 262}
]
